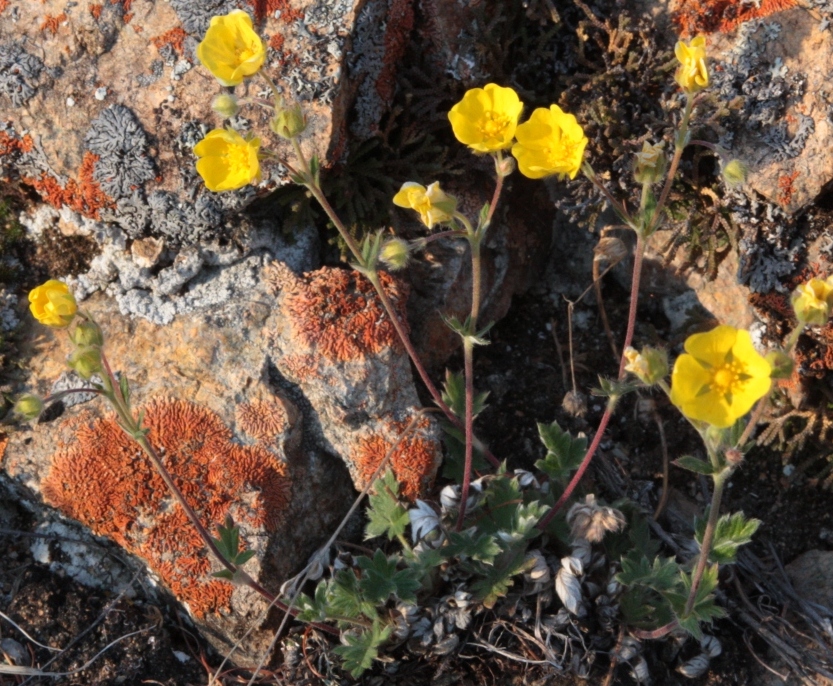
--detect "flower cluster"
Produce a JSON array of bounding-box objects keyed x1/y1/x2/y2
[{"x1": 447, "y1": 84, "x2": 588, "y2": 181}]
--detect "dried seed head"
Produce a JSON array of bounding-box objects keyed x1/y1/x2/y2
[
  {"x1": 567, "y1": 494, "x2": 626, "y2": 543},
  {"x1": 562, "y1": 389, "x2": 587, "y2": 417}
]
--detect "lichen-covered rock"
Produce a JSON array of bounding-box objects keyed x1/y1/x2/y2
[
  {"x1": 635, "y1": 0, "x2": 833, "y2": 214},
  {"x1": 3, "y1": 286, "x2": 358, "y2": 664},
  {"x1": 0, "y1": 0, "x2": 415, "y2": 316},
  {"x1": 265, "y1": 262, "x2": 443, "y2": 500}
]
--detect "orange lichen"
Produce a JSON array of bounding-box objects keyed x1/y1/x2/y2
[
  {"x1": 21, "y1": 152, "x2": 114, "y2": 220},
  {"x1": 269, "y1": 32, "x2": 285, "y2": 52},
  {"x1": 673, "y1": 0, "x2": 798, "y2": 36},
  {"x1": 247, "y1": 0, "x2": 304, "y2": 23},
  {"x1": 151, "y1": 27, "x2": 188, "y2": 55},
  {"x1": 0, "y1": 0, "x2": 10, "y2": 14},
  {"x1": 277, "y1": 266, "x2": 407, "y2": 363},
  {"x1": 237, "y1": 399, "x2": 288, "y2": 442},
  {"x1": 352, "y1": 417, "x2": 439, "y2": 500},
  {"x1": 40, "y1": 12, "x2": 67, "y2": 35},
  {"x1": 41, "y1": 399, "x2": 292, "y2": 617},
  {"x1": 90, "y1": 4, "x2": 103, "y2": 19},
  {"x1": 777, "y1": 170, "x2": 800, "y2": 207},
  {"x1": 0, "y1": 131, "x2": 34, "y2": 157},
  {"x1": 0, "y1": 433, "x2": 7, "y2": 465}
]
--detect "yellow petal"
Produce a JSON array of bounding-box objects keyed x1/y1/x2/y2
[
  {"x1": 730, "y1": 330, "x2": 771, "y2": 380},
  {"x1": 684, "y1": 325, "x2": 737, "y2": 368},
  {"x1": 669, "y1": 353, "x2": 712, "y2": 408}
]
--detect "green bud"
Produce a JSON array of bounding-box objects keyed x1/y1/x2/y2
[
  {"x1": 623, "y1": 346, "x2": 668, "y2": 386},
  {"x1": 14, "y1": 394, "x2": 44, "y2": 420},
  {"x1": 634, "y1": 141, "x2": 667, "y2": 184},
  {"x1": 212, "y1": 93, "x2": 240, "y2": 119},
  {"x1": 722, "y1": 159, "x2": 748, "y2": 187},
  {"x1": 379, "y1": 238, "x2": 411, "y2": 271},
  {"x1": 71, "y1": 320, "x2": 103, "y2": 348},
  {"x1": 765, "y1": 350, "x2": 794, "y2": 379},
  {"x1": 270, "y1": 103, "x2": 306, "y2": 140},
  {"x1": 68, "y1": 346, "x2": 102, "y2": 380}
]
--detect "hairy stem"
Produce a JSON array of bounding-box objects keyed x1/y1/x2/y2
[
  {"x1": 456, "y1": 340, "x2": 476, "y2": 531},
  {"x1": 684, "y1": 469, "x2": 727, "y2": 616}
]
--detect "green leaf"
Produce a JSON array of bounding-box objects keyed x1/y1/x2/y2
[
  {"x1": 439, "y1": 370, "x2": 489, "y2": 419},
  {"x1": 616, "y1": 552, "x2": 679, "y2": 593},
  {"x1": 469, "y1": 549, "x2": 533, "y2": 608},
  {"x1": 534, "y1": 421, "x2": 587, "y2": 483},
  {"x1": 593, "y1": 376, "x2": 639, "y2": 399},
  {"x1": 365, "y1": 470, "x2": 409, "y2": 541},
  {"x1": 212, "y1": 516, "x2": 241, "y2": 562},
  {"x1": 440, "y1": 423, "x2": 490, "y2": 481},
  {"x1": 329, "y1": 569, "x2": 379, "y2": 622},
  {"x1": 294, "y1": 581, "x2": 331, "y2": 623},
  {"x1": 695, "y1": 510, "x2": 761, "y2": 564},
  {"x1": 119, "y1": 375, "x2": 131, "y2": 407},
  {"x1": 664, "y1": 565, "x2": 726, "y2": 641},
  {"x1": 356, "y1": 550, "x2": 419, "y2": 604},
  {"x1": 445, "y1": 530, "x2": 501, "y2": 565},
  {"x1": 333, "y1": 621, "x2": 392, "y2": 679},
  {"x1": 480, "y1": 473, "x2": 523, "y2": 533},
  {"x1": 674, "y1": 455, "x2": 716, "y2": 475}
]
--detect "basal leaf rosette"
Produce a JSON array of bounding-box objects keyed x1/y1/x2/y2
[
  {"x1": 674, "y1": 36, "x2": 709, "y2": 94},
  {"x1": 511, "y1": 106, "x2": 588, "y2": 180},
  {"x1": 670, "y1": 325, "x2": 771, "y2": 429},
  {"x1": 197, "y1": 10, "x2": 266, "y2": 87},
  {"x1": 194, "y1": 129, "x2": 261, "y2": 192},
  {"x1": 448, "y1": 84, "x2": 523, "y2": 153},
  {"x1": 29, "y1": 280, "x2": 77, "y2": 328}
]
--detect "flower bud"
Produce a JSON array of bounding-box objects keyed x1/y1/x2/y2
[
  {"x1": 791, "y1": 277, "x2": 833, "y2": 326},
  {"x1": 212, "y1": 93, "x2": 240, "y2": 119},
  {"x1": 392, "y1": 182, "x2": 457, "y2": 229},
  {"x1": 14, "y1": 394, "x2": 44, "y2": 420},
  {"x1": 721, "y1": 159, "x2": 748, "y2": 187},
  {"x1": 624, "y1": 346, "x2": 668, "y2": 386},
  {"x1": 724, "y1": 447, "x2": 744, "y2": 466},
  {"x1": 71, "y1": 320, "x2": 104, "y2": 348},
  {"x1": 28, "y1": 280, "x2": 77, "y2": 328},
  {"x1": 633, "y1": 141, "x2": 667, "y2": 184},
  {"x1": 765, "y1": 350, "x2": 794, "y2": 379},
  {"x1": 379, "y1": 238, "x2": 411, "y2": 271},
  {"x1": 495, "y1": 154, "x2": 516, "y2": 178},
  {"x1": 270, "y1": 102, "x2": 306, "y2": 139},
  {"x1": 68, "y1": 346, "x2": 102, "y2": 380}
]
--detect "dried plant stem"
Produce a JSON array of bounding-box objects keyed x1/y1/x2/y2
[
  {"x1": 652, "y1": 405, "x2": 671, "y2": 520},
  {"x1": 538, "y1": 235, "x2": 646, "y2": 528},
  {"x1": 98, "y1": 350, "x2": 338, "y2": 636}
]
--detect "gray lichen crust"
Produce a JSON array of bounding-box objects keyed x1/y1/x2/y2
[
  {"x1": 0, "y1": 42, "x2": 44, "y2": 107},
  {"x1": 169, "y1": 0, "x2": 239, "y2": 37},
  {"x1": 84, "y1": 105, "x2": 156, "y2": 199}
]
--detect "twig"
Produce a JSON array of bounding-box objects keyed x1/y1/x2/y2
[{"x1": 652, "y1": 405, "x2": 670, "y2": 520}]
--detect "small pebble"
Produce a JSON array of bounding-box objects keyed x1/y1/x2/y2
[
  {"x1": 66, "y1": 96, "x2": 75, "y2": 107},
  {"x1": 783, "y1": 464, "x2": 795, "y2": 477},
  {"x1": 94, "y1": 87, "x2": 107, "y2": 100}
]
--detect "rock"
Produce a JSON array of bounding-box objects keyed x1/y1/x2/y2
[
  {"x1": 265, "y1": 262, "x2": 443, "y2": 499},
  {"x1": 786, "y1": 549, "x2": 833, "y2": 609},
  {"x1": 0, "y1": 0, "x2": 416, "y2": 320},
  {"x1": 4, "y1": 286, "x2": 357, "y2": 663},
  {"x1": 631, "y1": 0, "x2": 833, "y2": 215}
]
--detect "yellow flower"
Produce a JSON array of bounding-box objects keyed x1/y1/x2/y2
[
  {"x1": 670, "y1": 325, "x2": 771, "y2": 428},
  {"x1": 448, "y1": 84, "x2": 523, "y2": 153},
  {"x1": 791, "y1": 277, "x2": 833, "y2": 325},
  {"x1": 674, "y1": 36, "x2": 709, "y2": 94},
  {"x1": 511, "y1": 105, "x2": 588, "y2": 180},
  {"x1": 392, "y1": 182, "x2": 457, "y2": 229},
  {"x1": 197, "y1": 10, "x2": 266, "y2": 87},
  {"x1": 194, "y1": 129, "x2": 261, "y2": 192},
  {"x1": 29, "y1": 280, "x2": 77, "y2": 328}
]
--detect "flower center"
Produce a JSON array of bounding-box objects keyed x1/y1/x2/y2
[
  {"x1": 224, "y1": 144, "x2": 251, "y2": 175},
  {"x1": 478, "y1": 113, "x2": 511, "y2": 144},
  {"x1": 709, "y1": 361, "x2": 744, "y2": 396}
]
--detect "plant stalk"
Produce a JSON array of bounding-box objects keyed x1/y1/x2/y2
[{"x1": 684, "y1": 469, "x2": 727, "y2": 616}]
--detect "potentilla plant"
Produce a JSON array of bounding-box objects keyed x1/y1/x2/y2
[{"x1": 16, "y1": 16, "x2": 832, "y2": 681}]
